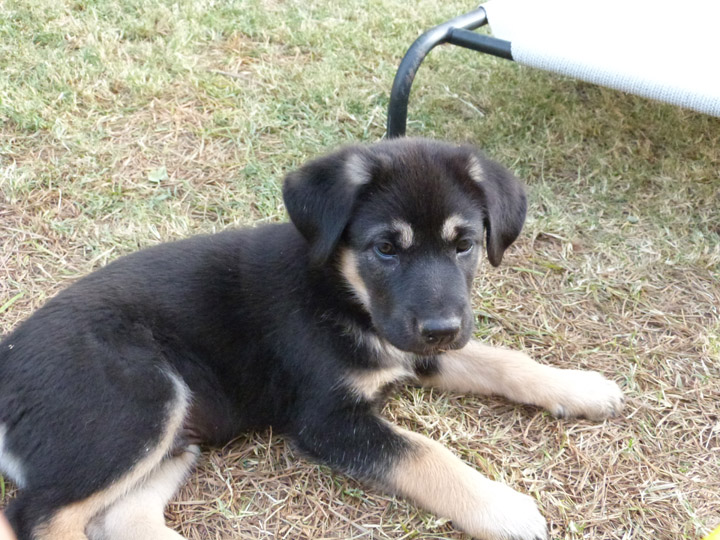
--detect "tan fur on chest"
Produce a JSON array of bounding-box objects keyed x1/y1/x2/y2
[{"x1": 346, "y1": 365, "x2": 414, "y2": 402}]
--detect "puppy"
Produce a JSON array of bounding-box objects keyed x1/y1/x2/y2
[{"x1": 0, "y1": 138, "x2": 623, "y2": 540}]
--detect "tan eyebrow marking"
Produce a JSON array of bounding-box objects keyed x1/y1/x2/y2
[
  {"x1": 391, "y1": 220, "x2": 414, "y2": 249},
  {"x1": 441, "y1": 214, "x2": 471, "y2": 243}
]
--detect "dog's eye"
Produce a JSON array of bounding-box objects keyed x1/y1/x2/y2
[
  {"x1": 374, "y1": 242, "x2": 397, "y2": 258},
  {"x1": 456, "y1": 238, "x2": 474, "y2": 254}
]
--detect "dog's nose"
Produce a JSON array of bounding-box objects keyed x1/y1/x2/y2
[{"x1": 420, "y1": 318, "x2": 461, "y2": 347}]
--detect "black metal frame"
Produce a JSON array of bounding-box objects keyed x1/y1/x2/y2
[{"x1": 386, "y1": 6, "x2": 513, "y2": 138}]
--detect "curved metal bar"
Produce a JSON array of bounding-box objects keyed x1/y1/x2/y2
[
  {"x1": 386, "y1": 6, "x2": 489, "y2": 138},
  {"x1": 447, "y1": 28, "x2": 512, "y2": 60}
]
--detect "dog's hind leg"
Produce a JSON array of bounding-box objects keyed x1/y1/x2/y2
[
  {"x1": 86, "y1": 446, "x2": 199, "y2": 540},
  {"x1": 5, "y1": 492, "x2": 91, "y2": 540},
  {"x1": 7, "y1": 445, "x2": 193, "y2": 540},
  {"x1": 4, "y1": 371, "x2": 191, "y2": 540}
]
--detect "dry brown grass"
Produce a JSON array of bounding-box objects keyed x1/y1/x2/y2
[{"x1": 2, "y1": 0, "x2": 719, "y2": 539}]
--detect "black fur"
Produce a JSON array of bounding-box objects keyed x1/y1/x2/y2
[{"x1": 0, "y1": 138, "x2": 526, "y2": 539}]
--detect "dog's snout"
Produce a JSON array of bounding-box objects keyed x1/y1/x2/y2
[{"x1": 420, "y1": 318, "x2": 461, "y2": 346}]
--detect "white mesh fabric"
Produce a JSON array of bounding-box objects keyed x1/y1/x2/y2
[{"x1": 483, "y1": 0, "x2": 720, "y2": 117}]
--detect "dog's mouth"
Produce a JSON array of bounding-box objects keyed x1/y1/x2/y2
[
  {"x1": 406, "y1": 339, "x2": 467, "y2": 356},
  {"x1": 383, "y1": 329, "x2": 470, "y2": 357}
]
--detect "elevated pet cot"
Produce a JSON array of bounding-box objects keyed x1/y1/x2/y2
[{"x1": 386, "y1": 0, "x2": 720, "y2": 138}]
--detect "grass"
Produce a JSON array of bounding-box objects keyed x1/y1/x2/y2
[{"x1": 1, "y1": 0, "x2": 719, "y2": 538}]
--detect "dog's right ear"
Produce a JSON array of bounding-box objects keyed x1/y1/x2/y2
[
  {"x1": 283, "y1": 148, "x2": 371, "y2": 266},
  {"x1": 461, "y1": 150, "x2": 527, "y2": 267}
]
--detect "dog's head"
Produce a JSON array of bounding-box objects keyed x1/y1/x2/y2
[{"x1": 283, "y1": 138, "x2": 526, "y2": 355}]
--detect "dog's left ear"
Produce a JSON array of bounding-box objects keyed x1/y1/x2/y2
[
  {"x1": 283, "y1": 147, "x2": 371, "y2": 266},
  {"x1": 463, "y1": 151, "x2": 527, "y2": 267}
]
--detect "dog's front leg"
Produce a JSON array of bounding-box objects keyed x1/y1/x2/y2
[
  {"x1": 420, "y1": 340, "x2": 624, "y2": 420},
  {"x1": 291, "y1": 410, "x2": 546, "y2": 540}
]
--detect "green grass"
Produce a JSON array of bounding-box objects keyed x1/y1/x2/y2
[{"x1": 1, "y1": 0, "x2": 719, "y2": 538}]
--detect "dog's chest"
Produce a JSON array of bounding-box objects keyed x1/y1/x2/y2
[
  {"x1": 343, "y1": 334, "x2": 416, "y2": 402},
  {"x1": 345, "y1": 364, "x2": 415, "y2": 402}
]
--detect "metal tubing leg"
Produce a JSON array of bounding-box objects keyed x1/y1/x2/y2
[{"x1": 386, "y1": 6, "x2": 513, "y2": 138}]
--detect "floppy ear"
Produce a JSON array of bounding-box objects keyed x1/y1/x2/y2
[
  {"x1": 465, "y1": 152, "x2": 527, "y2": 267},
  {"x1": 283, "y1": 147, "x2": 371, "y2": 266}
]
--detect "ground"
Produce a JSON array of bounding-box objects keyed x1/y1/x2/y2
[{"x1": 1, "y1": 0, "x2": 719, "y2": 538}]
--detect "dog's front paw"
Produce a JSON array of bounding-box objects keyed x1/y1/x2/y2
[
  {"x1": 546, "y1": 369, "x2": 624, "y2": 421},
  {"x1": 457, "y1": 481, "x2": 547, "y2": 540}
]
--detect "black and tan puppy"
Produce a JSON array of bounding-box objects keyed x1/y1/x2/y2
[{"x1": 0, "y1": 138, "x2": 623, "y2": 540}]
